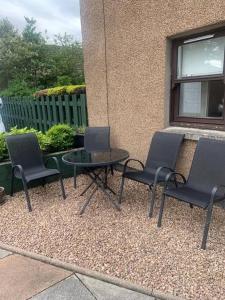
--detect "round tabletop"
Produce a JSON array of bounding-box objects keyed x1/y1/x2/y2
[{"x1": 62, "y1": 148, "x2": 129, "y2": 168}]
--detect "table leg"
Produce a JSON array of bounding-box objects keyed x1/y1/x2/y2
[
  {"x1": 80, "y1": 170, "x2": 101, "y2": 196},
  {"x1": 79, "y1": 186, "x2": 98, "y2": 215},
  {"x1": 88, "y1": 172, "x2": 121, "y2": 211},
  {"x1": 92, "y1": 170, "x2": 116, "y2": 195}
]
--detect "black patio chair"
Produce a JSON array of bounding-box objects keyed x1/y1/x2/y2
[
  {"x1": 73, "y1": 126, "x2": 112, "y2": 189},
  {"x1": 84, "y1": 126, "x2": 110, "y2": 152},
  {"x1": 118, "y1": 131, "x2": 184, "y2": 217},
  {"x1": 6, "y1": 133, "x2": 66, "y2": 212},
  {"x1": 157, "y1": 137, "x2": 225, "y2": 250}
]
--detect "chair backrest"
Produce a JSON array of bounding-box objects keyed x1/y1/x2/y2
[
  {"x1": 187, "y1": 138, "x2": 225, "y2": 194},
  {"x1": 6, "y1": 133, "x2": 44, "y2": 171},
  {"x1": 84, "y1": 127, "x2": 110, "y2": 152},
  {"x1": 145, "y1": 131, "x2": 184, "y2": 172}
]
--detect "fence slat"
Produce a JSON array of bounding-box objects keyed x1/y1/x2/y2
[
  {"x1": 58, "y1": 96, "x2": 64, "y2": 123},
  {"x1": 36, "y1": 99, "x2": 42, "y2": 131},
  {"x1": 52, "y1": 96, "x2": 57, "y2": 124},
  {"x1": 1, "y1": 94, "x2": 88, "y2": 132},
  {"x1": 64, "y1": 95, "x2": 71, "y2": 125}
]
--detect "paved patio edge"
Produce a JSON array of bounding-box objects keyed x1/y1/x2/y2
[{"x1": 0, "y1": 241, "x2": 182, "y2": 300}]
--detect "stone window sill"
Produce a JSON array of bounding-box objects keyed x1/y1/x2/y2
[{"x1": 162, "y1": 126, "x2": 225, "y2": 141}]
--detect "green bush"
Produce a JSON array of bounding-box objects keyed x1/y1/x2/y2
[
  {"x1": 56, "y1": 75, "x2": 73, "y2": 86},
  {"x1": 46, "y1": 124, "x2": 74, "y2": 151},
  {"x1": 0, "y1": 79, "x2": 35, "y2": 97},
  {"x1": 34, "y1": 84, "x2": 86, "y2": 97},
  {"x1": 8, "y1": 126, "x2": 51, "y2": 151},
  {"x1": 74, "y1": 125, "x2": 86, "y2": 134},
  {"x1": 0, "y1": 124, "x2": 76, "y2": 162},
  {"x1": 0, "y1": 133, "x2": 8, "y2": 161}
]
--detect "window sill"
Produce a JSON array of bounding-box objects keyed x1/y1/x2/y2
[{"x1": 163, "y1": 126, "x2": 225, "y2": 141}]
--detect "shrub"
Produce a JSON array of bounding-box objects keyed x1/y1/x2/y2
[
  {"x1": 0, "y1": 133, "x2": 8, "y2": 161},
  {"x1": 46, "y1": 124, "x2": 74, "y2": 151},
  {"x1": 56, "y1": 75, "x2": 73, "y2": 86},
  {"x1": 65, "y1": 85, "x2": 86, "y2": 95},
  {"x1": 74, "y1": 126, "x2": 86, "y2": 134},
  {"x1": 47, "y1": 86, "x2": 66, "y2": 96},
  {"x1": 8, "y1": 126, "x2": 51, "y2": 151},
  {"x1": 0, "y1": 79, "x2": 35, "y2": 97},
  {"x1": 34, "y1": 84, "x2": 86, "y2": 97}
]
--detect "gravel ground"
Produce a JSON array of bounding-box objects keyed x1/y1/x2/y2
[{"x1": 0, "y1": 172, "x2": 225, "y2": 299}]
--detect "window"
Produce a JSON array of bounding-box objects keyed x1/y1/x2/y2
[{"x1": 171, "y1": 29, "x2": 225, "y2": 128}]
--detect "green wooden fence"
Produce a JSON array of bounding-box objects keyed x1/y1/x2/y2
[{"x1": 1, "y1": 94, "x2": 88, "y2": 132}]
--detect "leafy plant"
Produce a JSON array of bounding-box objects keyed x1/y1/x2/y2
[
  {"x1": 8, "y1": 126, "x2": 51, "y2": 151},
  {"x1": 46, "y1": 124, "x2": 74, "y2": 151},
  {"x1": 0, "y1": 79, "x2": 35, "y2": 97},
  {"x1": 34, "y1": 85, "x2": 86, "y2": 97},
  {"x1": 0, "y1": 133, "x2": 8, "y2": 161},
  {"x1": 65, "y1": 85, "x2": 86, "y2": 95},
  {"x1": 47, "y1": 86, "x2": 66, "y2": 96},
  {"x1": 56, "y1": 75, "x2": 72, "y2": 86},
  {"x1": 74, "y1": 125, "x2": 86, "y2": 134}
]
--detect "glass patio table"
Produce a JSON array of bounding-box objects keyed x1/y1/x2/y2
[{"x1": 62, "y1": 148, "x2": 129, "y2": 214}]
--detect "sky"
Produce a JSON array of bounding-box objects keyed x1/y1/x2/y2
[{"x1": 0, "y1": 0, "x2": 82, "y2": 42}]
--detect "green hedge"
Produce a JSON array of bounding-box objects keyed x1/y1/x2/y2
[
  {"x1": 0, "y1": 124, "x2": 85, "y2": 162},
  {"x1": 34, "y1": 85, "x2": 86, "y2": 97}
]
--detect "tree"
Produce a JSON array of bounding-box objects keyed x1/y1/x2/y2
[
  {"x1": 22, "y1": 17, "x2": 44, "y2": 44},
  {"x1": 0, "y1": 17, "x2": 85, "y2": 96}
]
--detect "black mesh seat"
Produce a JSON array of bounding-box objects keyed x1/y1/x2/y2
[
  {"x1": 165, "y1": 186, "x2": 212, "y2": 209},
  {"x1": 124, "y1": 169, "x2": 171, "y2": 186},
  {"x1": 157, "y1": 138, "x2": 225, "y2": 250},
  {"x1": 118, "y1": 131, "x2": 184, "y2": 217},
  {"x1": 6, "y1": 133, "x2": 66, "y2": 212},
  {"x1": 15, "y1": 168, "x2": 60, "y2": 182},
  {"x1": 73, "y1": 126, "x2": 112, "y2": 189}
]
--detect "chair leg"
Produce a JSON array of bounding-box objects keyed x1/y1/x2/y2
[
  {"x1": 59, "y1": 175, "x2": 66, "y2": 199},
  {"x1": 22, "y1": 179, "x2": 32, "y2": 212},
  {"x1": 41, "y1": 178, "x2": 46, "y2": 187},
  {"x1": 110, "y1": 165, "x2": 114, "y2": 176},
  {"x1": 157, "y1": 192, "x2": 166, "y2": 227},
  {"x1": 148, "y1": 184, "x2": 156, "y2": 218},
  {"x1": 201, "y1": 204, "x2": 213, "y2": 250},
  {"x1": 73, "y1": 166, "x2": 77, "y2": 189},
  {"x1": 10, "y1": 172, "x2": 14, "y2": 197},
  {"x1": 118, "y1": 176, "x2": 125, "y2": 204},
  {"x1": 104, "y1": 167, "x2": 108, "y2": 188}
]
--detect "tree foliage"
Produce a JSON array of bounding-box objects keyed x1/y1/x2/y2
[{"x1": 0, "y1": 17, "x2": 84, "y2": 96}]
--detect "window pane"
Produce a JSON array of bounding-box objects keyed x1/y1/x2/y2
[
  {"x1": 179, "y1": 80, "x2": 224, "y2": 118},
  {"x1": 177, "y1": 37, "x2": 225, "y2": 78}
]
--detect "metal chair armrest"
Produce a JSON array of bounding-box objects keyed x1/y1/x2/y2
[
  {"x1": 154, "y1": 166, "x2": 174, "y2": 185},
  {"x1": 45, "y1": 156, "x2": 61, "y2": 172},
  {"x1": 210, "y1": 184, "x2": 225, "y2": 203},
  {"x1": 12, "y1": 164, "x2": 26, "y2": 181},
  {"x1": 164, "y1": 171, "x2": 187, "y2": 189},
  {"x1": 122, "y1": 159, "x2": 144, "y2": 175}
]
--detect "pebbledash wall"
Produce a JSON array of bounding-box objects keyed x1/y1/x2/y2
[{"x1": 80, "y1": 0, "x2": 225, "y2": 175}]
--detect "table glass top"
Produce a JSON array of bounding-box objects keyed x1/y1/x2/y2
[{"x1": 62, "y1": 148, "x2": 129, "y2": 167}]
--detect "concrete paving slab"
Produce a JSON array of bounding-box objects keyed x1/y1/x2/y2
[
  {"x1": 77, "y1": 274, "x2": 155, "y2": 300},
  {"x1": 0, "y1": 254, "x2": 72, "y2": 300},
  {"x1": 0, "y1": 248, "x2": 12, "y2": 259},
  {"x1": 32, "y1": 275, "x2": 95, "y2": 300}
]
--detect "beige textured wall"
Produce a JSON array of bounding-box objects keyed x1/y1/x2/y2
[{"x1": 80, "y1": 0, "x2": 225, "y2": 173}]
